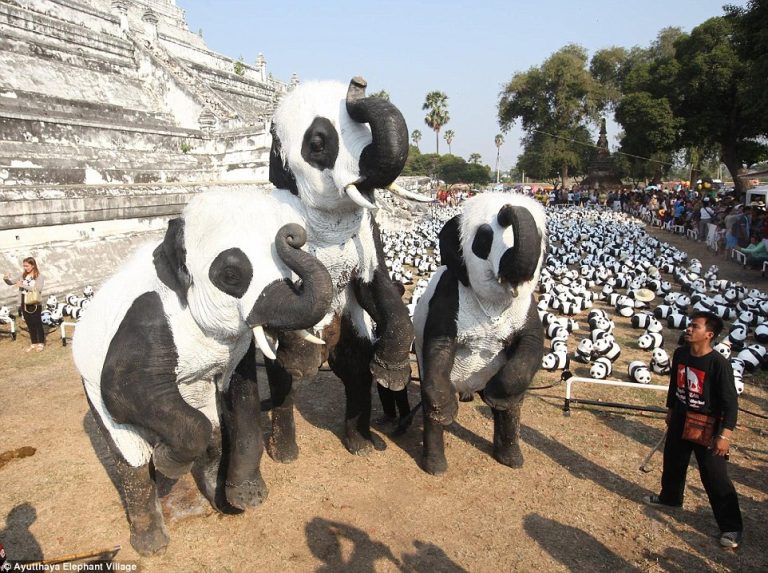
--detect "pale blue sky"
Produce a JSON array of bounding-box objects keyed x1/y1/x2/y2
[{"x1": 182, "y1": 0, "x2": 743, "y2": 173}]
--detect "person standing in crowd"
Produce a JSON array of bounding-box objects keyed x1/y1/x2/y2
[
  {"x1": 698, "y1": 197, "x2": 716, "y2": 242},
  {"x1": 644, "y1": 311, "x2": 743, "y2": 549},
  {"x1": 3, "y1": 257, "x2": 46, "y2": 352}
]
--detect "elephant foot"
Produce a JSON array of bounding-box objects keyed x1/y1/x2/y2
[
  {"x1": 226, "y1": 477, "x2": 268, "y2": 510},
  {"x1": 129, "y1": 515, "x2": 170, "y2": 557},
  {"x1": 343, "y1": 432, "x2": 375, "y2": 456},
  {"x1": 266, "y1": 437, "x2": 299, "y2": 464},
  {"x1": 421, "y1": 453, "x2": 448, "y2": 476},
  {"x1": 153, "y1": 443, "x2": 194, "y2": 479},
  {"x1": 493, "y1": 442, "x2": 524, "y2": 468}
]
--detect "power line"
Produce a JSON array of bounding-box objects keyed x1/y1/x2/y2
[{"x1": 531, "y1": 128, "x2": 674, "y2": 166}]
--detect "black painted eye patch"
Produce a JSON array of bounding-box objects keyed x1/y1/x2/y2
[
  {"x1": 471, "y1": 224, "x2": 494, "y2": 260},
  {"x1": 209, "y1": 248, "x2": 253, "y2": 298}
]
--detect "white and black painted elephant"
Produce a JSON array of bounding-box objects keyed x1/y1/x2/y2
[
  {"x1": 72, "y1": 190, "x2": 333, "y2": 555},
  {"x1": 413, "y1": 192, "x2": 546, "y2": 475},
  {"x1": 266, "y1": 77, "x2": 414, "y2": 457}
]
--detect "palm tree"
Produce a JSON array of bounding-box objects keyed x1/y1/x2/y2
[
  {"x1": 468, "y1": 152, "x2": 482, "y2": 165},
  {"x1": 422, "y1": 91, "x2": 450, "y2": 154},
  {"x1": 494, "y1": 134, "x2": 504, "y2": 184},
  {"x1": 411, "y1": 129, "x2": 422, "y2": 150},
  {"x1": 444, "y1": 130, "x2": 455, "y2": 155}
]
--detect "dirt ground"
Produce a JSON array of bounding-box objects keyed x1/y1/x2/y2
[{"x1": 1, "y1": 225, "x2": 767, "y2": 572}]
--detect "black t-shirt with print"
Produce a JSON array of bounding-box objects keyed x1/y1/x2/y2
[{"x1": 666, "y1": 346, "x2": 738, "y2": 430}]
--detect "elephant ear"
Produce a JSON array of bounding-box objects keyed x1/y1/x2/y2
[
  {"x1": 153, "y1": 217, "x2": 192, "y2": 307},
  {"x1": 439, "y1": 215, "x2": 469, "y2": 287},
  {"x1": 269, "y1": 123, "x2": 298, "y2": 195}
]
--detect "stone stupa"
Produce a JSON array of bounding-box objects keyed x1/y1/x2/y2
[{"x1": 581, "y1": 118, "x2": 623, "y2": 191}]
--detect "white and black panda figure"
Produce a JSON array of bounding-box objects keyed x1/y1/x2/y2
[
  {"x1": 83, "y1": 285, "x2": 95, "y2": 298},
  {"x1": 650, "y1": 348, "x2": 671, "y2": 375},
  {"x1": 736, "y1": 344, "x2": 767, "y2": 372},
  {"x1": 728, "y1": 323, "x2": 749, "y2": 350},
  {"x1": 713, "y1": 340, "x2": 733, "y2": 360},
  {"x1": 654, "y1": 305, "x2": 673, "y2": 320},
  {"x1": 590, "y1": 357, "x2": 613, "y2": 379},
  {"x1": 603, "y1": 341, "x2": 622, "y2": 362},
  {"x1": 668, "y1": 313, "x2": 690, "y2": 330},
  {"x1": 46, "y1": 295, "x2": 58, "y2": 310},
  {"x1": 755, "y1": 323, "x2": 768, "y2": 343},
  {"x1": 631, "y1": 312, "x2": 654, "y2": 329},
  {"x1": 638, "y1": 331, "x2": 663, "y2": 350},
  {"x1": 574, "y1": 338, "x2": 593, "y2": 363},
  {"x1": 628, "y1": 361, "x2": 652, "y2": 384},
  {"x1": 413, "y1": 191, "x2": 546, "y2": 475},
  {"x1": 0, "y1": 305, "x2": 16, "y2": 340},
  {"x1": 551, "y1": 339, "x2": 568, "y2": 354},
  {"x1": 542, "y1": 351, "x2": 570, "y2": 372}
]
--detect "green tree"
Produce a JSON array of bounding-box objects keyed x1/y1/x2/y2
[
  {"x1": 423, "y1": 91, "x2": 450, "y2": 154},
  {"x1": 468, "y1": 152, "x2": 482, "y2": 164},
  {"x1": 369, "y1": 89, "x2": 390, "y2": 101},
  {"x1": 438, "y1": 155, "x2": 490, "y2": 185},
  {"x1": 444, "y1": 129, "x2": 455, "y2": 154},
  {"x1": 515, "y1": 126, "x2": 594, "y2": 184},
  {"x1": 671, "y1": 17, "x2": 767, "y2": 195},
  {"x1": 233, "y1": 57, "x2": 245, "y2": 76},
  {"x1": 411, "y1": 129, "x2": 422, "y2": 150},
  {"x1": 498, "y1": 44, "x2": 606, "y2": 188},
  {"x1": 494, "y1": 134, "x2": 504, "y2": 183}
]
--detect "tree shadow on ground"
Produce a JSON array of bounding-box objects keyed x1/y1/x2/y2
[
  {"x1": 0, "y1": 502, "x2": 43, "y2": 561},
  {"x1": 523, "y1": 513, "x2": 642, "y2": 572},
  {"x1": 305, "y1": 517, "x2": 467, "y2": 573},
  {"x1": 523, "y1": 425, "x2": 652, "y2": 500},
  {"x1": 595, "y1": 411, "x2": 665, "y2": 448}
]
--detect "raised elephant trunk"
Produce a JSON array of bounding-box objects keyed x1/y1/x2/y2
[
  {"x1": 345, "y1": 77, "x2": 409, "y2": 193},
  {"x1": 247, "y1": 223, "x2": 333, "y2": 331},
  {"x1": 497, "y1": 206, "x2": 542, "y2": 287}
]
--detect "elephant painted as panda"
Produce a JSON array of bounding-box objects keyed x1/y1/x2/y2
[
  {"x1": 413, "y1": 192, "x2": 546, "y2": 474},
  {"x1": 72, "y1": 190, "x2": 333, "y2": 555},
  {"x1": 266, "y1": 77, "x2": 414, "y2": 458}
]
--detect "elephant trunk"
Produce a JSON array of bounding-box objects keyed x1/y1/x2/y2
[
  {"x1": 247, "y1": 224, "x2": 332, "y2": 331},
  {"x1": 345, "y1": 77, "x2": 409, "y2": 193},
  {"x1": 497, "y1": 207, "x2": 542, "y2": 287}
]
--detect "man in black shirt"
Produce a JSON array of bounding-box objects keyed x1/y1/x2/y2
[{"x1": 644, "y1": 311, "x2": 743, "y2": 548}]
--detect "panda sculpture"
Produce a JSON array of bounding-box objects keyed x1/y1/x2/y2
[
  {"x1": 590, "y1": 357, "x2": 612, "y2": 379},
  {"x1": 628, "y1": 361, "x2": 652, "y2": 384},
  {"x1": 413, "y1": 192, "x2": 546, "y2": 475}
]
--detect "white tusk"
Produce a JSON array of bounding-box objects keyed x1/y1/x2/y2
[
  {"x1": 298, "y1": 329, "x2": 325, "y2": 345},
  {"x1": 253, "y1": 325, "x2": 276, "y2": 360},
  {"x1": 344, "y1": 184, "x2": 377, "y2": 210}
]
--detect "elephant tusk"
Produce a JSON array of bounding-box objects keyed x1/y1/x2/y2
[
  {"x1": 298, "y1": 329, "x2": 325, "y2": 345},
  {"x1": 253, "y1": 325, "x2": 276, "y2": 360},
  {"x1": 344, "y1": 184, "x2": 377, "y2": 210}
]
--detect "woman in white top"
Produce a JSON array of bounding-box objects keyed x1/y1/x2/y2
[{"x1": 3, "y1": 257, "x2": 46, "y2": 351}]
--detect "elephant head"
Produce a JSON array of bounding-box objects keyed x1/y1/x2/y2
[
  {"x1": 439, "y1": 193, "x2": 547, "y2": 303},
  {"x1": 269, "y1": 77, "x2": 409, "y2": 212},
  {"x1": 153, "y1": 190, "x2": 333, "y2": 357}
]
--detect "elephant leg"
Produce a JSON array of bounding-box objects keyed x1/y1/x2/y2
[
  {"x1": 87, "y1": 403, "x2": 169, "y2": 556},
  {"x1": 264, "y1": 332, "x2": 324, "y2": 463},
  {"x1": 191, "y1": 424, "x2": 231, "y2": 513},
  {"x1": 224, "y1": 371, "x2": 268, "y2": 510},
  {"x1": 491, "y1": 397, "x2": 524, "y2": 468},
  {"x1": 328, "y1": 317, "x2": 375, "y2": 455},
  {"x1": 422, "y1": 414, "x2": 447, "y2": 475},
  {"x1": 376, "y1": 383, "x2": 398, "y2": 420}
]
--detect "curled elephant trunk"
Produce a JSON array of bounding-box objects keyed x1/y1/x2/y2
[
  {"x1": 247, "y1": 223, "x2": 332, "y2": 331},
  {"x1": 497, "y1": 206, "x2": 542, "y2": 287},
  {"x1": 345, "y1": 77, "x2": 409, "y2": 194}
]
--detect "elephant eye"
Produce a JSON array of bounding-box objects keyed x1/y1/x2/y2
[
  {"x1": 301, "y1": 116, "x2": 339, "y2": 170},
  {"x1": 209, "y1": 248, "x2": 253, "y2": 299},
  {"x1": 310, "y1": 134, "x2": 325, "y2": 153}
]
